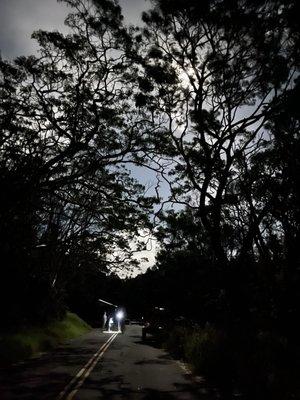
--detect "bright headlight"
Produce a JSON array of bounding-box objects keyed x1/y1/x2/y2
[{"x1": 116, "y1": 311, "x2": 124, "y2": 320}]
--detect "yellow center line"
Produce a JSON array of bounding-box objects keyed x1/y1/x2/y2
[{"x1": 57, "y1": 332, "x2": 118, "y2": 400}]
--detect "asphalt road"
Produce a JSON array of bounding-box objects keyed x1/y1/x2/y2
[{"x1": 0, "y1": 325, "x2": 215, "y2": 400}]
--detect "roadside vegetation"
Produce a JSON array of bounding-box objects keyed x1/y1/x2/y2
[
  {"x1": 163, "y1": 325, "x2": 299, "y2": 400},
  {"x1": 0, "y1": 312, "x2": 91, "y2": 365},
  {"x1": 124, "y1": 254, "x2": 300, "y2": 399}
]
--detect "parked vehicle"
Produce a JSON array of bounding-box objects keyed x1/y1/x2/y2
[{"x1": 142, "y1": 307, "x2": 170, "y2": 340}]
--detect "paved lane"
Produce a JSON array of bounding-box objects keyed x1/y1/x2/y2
[
  {"x1": 0, "y1": 325, "x2": 215, "y2": 400},
  {"x1": 0, "y1": 329, "x2": 116, "y2": 400},
  {"x1": 69, "y1": 325, "x2": 214, "y2": 400}
]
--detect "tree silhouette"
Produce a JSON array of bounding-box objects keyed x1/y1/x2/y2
[
  {"x1": 0, "y1": 0, "x2": 155, "y2": 327},
  {"x1": 133, "y1": 0, "x2": 299, "y2": 265}
]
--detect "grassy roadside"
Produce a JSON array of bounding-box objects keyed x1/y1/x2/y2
[
  {"x1": 162, "y1": 325, "x2": 299, "y2": 400},
  {"x1": 0, "y1": 312, "x2": 91, "y2": 365}
]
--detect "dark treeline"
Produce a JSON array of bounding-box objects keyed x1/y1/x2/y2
[
  {"x1": 122, "y1": 1, "x2": 300, "y2": 397},
  {"x1": 0, "y1": 0, "x2": 156, "y2": 328},
  {"x1": 0, "y1": 0, "x2": 299, "y2": 397}
]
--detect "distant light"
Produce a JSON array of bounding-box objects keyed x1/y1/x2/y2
[{"x1": 116, "y1": 311, "x2": 124, "y2": 320}]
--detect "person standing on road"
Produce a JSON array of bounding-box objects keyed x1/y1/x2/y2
[
  {"x1": 108, "y1": 316, "x2": 114, "y2": 332},
  {"x1": 103, "y1": 311, "x2": 107, "y2": 330}
]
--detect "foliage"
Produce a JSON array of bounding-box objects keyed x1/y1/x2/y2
[
  {"x1": 134, "y1": 0, "x2": 300, "y2": 266},
  {"x1": 183, "y1": 326, "x2": 229, "y2": 377},
  {"x1": 163, "y1": 324, "x2": 299, "y2": 400},
  {"x1": 164, "y1": 326, "x2": 189, "y2": 359},
  {"x1": 0, "y1": 0, "x2": 299, "y2": 396},
  {"x1": 0, "y1": 312, "x2": 91, "y2": 365},
  {"x1": 0, "y1": 0, "x2": 155, "y2": 328}
]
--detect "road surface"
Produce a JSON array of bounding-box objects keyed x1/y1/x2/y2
[{"x1": 0, "y1": 325, "x2": 215, "y2": 399}]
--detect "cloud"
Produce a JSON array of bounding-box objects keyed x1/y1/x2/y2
[
  {"x1": 0, "y1": 0, "x2": 69, "y2": 59},
  {"x1": 0, "y1": 0, "x2": 148, "y2": 59},
  {"x1": 119, "y1": 0, "x2": 148, "y2": 25}
]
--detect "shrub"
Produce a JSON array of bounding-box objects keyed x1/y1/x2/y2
[
  {"x1": 0, "y1": 312, "x2": 91, "y2": 365},
  {"x1": 183, "y1": 326, "x2": 228, "y2": 376},
  {"x1": 165, "y1": 326, "x2": 189, "y2": 359},
  {"x1": 235, "y1": 331, "x2": 295, "y2": 400}
]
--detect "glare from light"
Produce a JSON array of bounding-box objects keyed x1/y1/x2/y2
[{"x1": 116, "y1": 311, "x2": 124, "y2": 320}]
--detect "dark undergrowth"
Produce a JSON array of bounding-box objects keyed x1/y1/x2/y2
[
  {"x1": 0, "y1": 312, "x2": 91, "y2": 366},
  {"x1": 163, "y1": 325, "x2": 300, "y2": 400}
]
